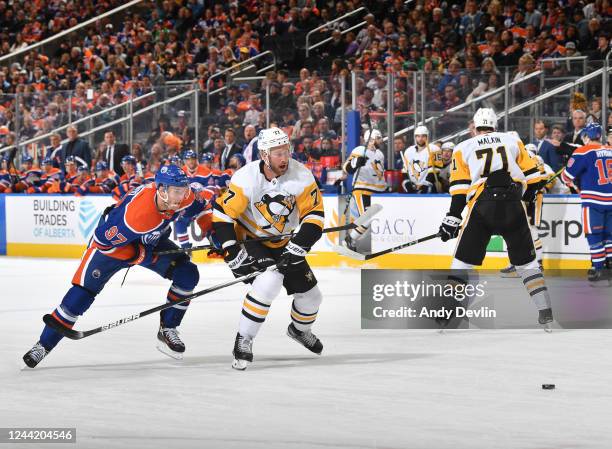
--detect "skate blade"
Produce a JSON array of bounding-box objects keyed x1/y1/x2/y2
[
  {"x1": 541, "y1": 322, "x2": 553, "y2": 333},
  {"x1": 156, "y1": 343, "x2": 184, "y2": 360},
  {"x1": 500, "y1": 271, "x2": 519, "y2": 278},
  {"x1": 588, "y1": 280, "x2": 611, "y2": 288},
  {"x1": 232, "y1": 358, "x2": 250, "y2": 370}
]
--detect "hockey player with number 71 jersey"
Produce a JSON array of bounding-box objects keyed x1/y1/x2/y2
[{"x1": 438, "y1": 108, "x2": 553, "y2": 330}]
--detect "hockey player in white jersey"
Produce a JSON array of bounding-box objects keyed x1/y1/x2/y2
[
  {"x1": 436, "y1": 141, "x2": 455, "y2": 192},
  {"x1": 438, "y1": 108, "x2": 554, "y2": 329},
  {"x1": 212, "y1": 127, "x2": 325, "y2": 370},
  {"x1": 342, "y1": 128, "x2": 387, "y2": 250},
  {"x1": 401, "y1": 125, "x2": 442, "y2": 193}
]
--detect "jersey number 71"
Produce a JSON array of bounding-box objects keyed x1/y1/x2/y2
[{"x1": 476, "y1": 146, "x2": 508, "y2": 176}]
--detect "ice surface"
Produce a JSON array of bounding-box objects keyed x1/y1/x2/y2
[{"x1": 1, "y1": 257, "x2": 611, "y2": 449}]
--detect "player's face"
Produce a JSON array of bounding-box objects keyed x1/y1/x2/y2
[
  {"x1": 122, "y1": 162, "x2": 135, "y2": 174},
  {"x1": 442, "y1": 149, "x2": 452, "y2": 163},
  {"x1": 186, "y1": 157, "x2": 198, "y2": 170},
  {"x1": 24, "y1": 161, "x2": 33, "y2": 170},
  {"x1": 268, "y1": 144, "x2": 290, "y2": 176},
  {"x1": 160, "y1": 185, "x2": 189, "y2": 210},
  {"x1": 415, "y1": 135, "x2": 427, "y2": 147}
]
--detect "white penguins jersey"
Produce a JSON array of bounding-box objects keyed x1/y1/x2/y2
[
  {"x1": 343, "y1": 145, "x2": 387, "y2": 192},
  {"x1": 213, "y1": 159, "x2": 324, "y2": 248},
  {"x1": 450, "y1": 131, "x2": 542, "y2": 201},
  {"x1": 401, "y1": 143, "x2": 441, "y2": 186}
]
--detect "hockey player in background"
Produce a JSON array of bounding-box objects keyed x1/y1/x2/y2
[
  {"x1": 438, "y1": 108, "x2": 554, "y2": 329},
  {"x1": 436, "y1": 141, "x2": 455, "y2": 193},
  {"x1": 342, "y1": 128, "x2": 387, "y2": 250},
  {"x1": 22, "y1": 165, "x2": 211, "y2": 368},
  {"x1": 562, "y1": 123, "x2": 612, "y2": 282},
  {"x1": 213, "y1": 127, "x2": 325, "y2": 370},
  {"x1": 401, "y1": 125, "x2": 442, "y2": 193}
]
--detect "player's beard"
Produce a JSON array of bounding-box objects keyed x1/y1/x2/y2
[{"x1": 271, "y1": 160, "x2": 288, "y2": 177}]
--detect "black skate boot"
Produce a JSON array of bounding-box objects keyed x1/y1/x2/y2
[
  {"x1": 587, "y1": 267, "x2": 609, "y2": 285},
  {"x1": 23, "y1": 341, "x2": 50, "y2": 368},
  {"x1": 538, "y1": 308, "x2": 554, "y2": 333},
  {"x1": 232, "y1": 333, "x2": 253, "y2": 371},
  {"x1": 157, "y1": 326, "x2": 185, "y2": 360},
  {"x1": 287, "y1": 323, "x2": 323, "y2": 355},
  {"x1": 344, "y1": 234, "x2": 358, "y2": 252}
]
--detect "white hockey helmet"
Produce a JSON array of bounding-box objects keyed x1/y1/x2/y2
[
  {"x1": 473, "y1": 108, "x2": 497, "y2": 130},
  {"x1": 441, "y1": 141, "x2": 455, "y2": 152},
  {"x1": 258, "y1": 127, "x2": 290, "y2": 167},
  {"x1": 414, "y1": 125, "x2": 429, "y2": 137},
  {"x1": 364, "y1": 128, "x2": 382, "y2": 142}
]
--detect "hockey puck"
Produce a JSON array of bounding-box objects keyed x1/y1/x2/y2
[{"x1": 542, "y1": 384, "x2": 556, "y2": 390}]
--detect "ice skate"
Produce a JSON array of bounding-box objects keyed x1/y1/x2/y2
[
  {"x1": 22, "y1": 341, "x2": 50, "y2": 368},
  {"x1": 232, "y1": 333, "x2": 253, "y2": 370},
  {"x1": 287, "y1": 323, "x2": 323, "y2": 355},
  {"x1": 157, "y1": 326, "x2": 185, "y2": 360},
  {"x1": 538, "y1": 308, "x2": 553, "y2": 333}
]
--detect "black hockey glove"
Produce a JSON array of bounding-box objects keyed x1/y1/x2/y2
[
  {"x1": 522, "y1": 179, "x2": 548, "y2": 203},
  {"x1": 224, "y1": 245, "x2": 275, "y2": 281},
  {"x1": 277, "y1": 241, "x2": 308, "y2": 275},
  {"x1": 354, "y1": 156, "x2": 367, "y2": 168},
  {"x1": 439, "y1": 214, "x2": 462, "y2": 242},
  {"x1": 224, "y1": 245, "x2": 258, "y2": 279}
]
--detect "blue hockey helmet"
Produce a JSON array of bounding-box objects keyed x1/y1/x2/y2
[
  {"x1": 22, "y1": 154, "x2": 33, "y2": 164},
  {"x1": 229, "y1": 153, "x2": 246, "y2": 168},
  {"x1": 183, "y1": 149, "x2": 197, "y2": 160},
  {"x1": 121, "y1": 154, "x2": 137, "y2": 165},
  {"x1": 77, "y1": 165, "x2": 89, "y2": 173},
  {"x1": 95, "y1": 161, "x2": 108, "y2": 172},
  {"x1": 42, "y1": 157, "x2": 53, "y2": 166},
  {"x1": 65, "y1": 155, "x2": 76, "y2": 164},
  {"x1": 580, "y1": 123, "x2": 603, "y2": 141},
  {"x1": 200, "y1": 152, "x2": 214, "y2": 163},
  {"x1": 155, "y1": 164, "x2": 189, "y2": 188},
  {"x1": 168, "y1": 155, "x2": 182, "y2": 166}
]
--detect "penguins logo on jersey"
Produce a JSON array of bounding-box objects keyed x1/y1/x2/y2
[
  {"x1": 254, "y1": 192, "x2": 296, "y2": 232},
  {"x1": 372, "y1": 159, "x2": 385, "y2": 179}
]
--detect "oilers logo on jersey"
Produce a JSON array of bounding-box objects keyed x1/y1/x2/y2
[{"x1": 254, "y1": 192, "x2": 296, "y2": 232}]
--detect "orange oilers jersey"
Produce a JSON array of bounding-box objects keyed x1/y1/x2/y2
[
  {"x1": 213, "y1": 159, "x2": 324, "y2": 247},
  {"x1": 449, "y1": 131, "x2": 543, "y2": 202}
]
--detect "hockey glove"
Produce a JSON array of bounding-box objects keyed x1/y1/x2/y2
[
  {"x1": 354, "y1": 156, "x2": 367, "y2": 168},
  {"x1": 439, "y1": 214, "x2": 462, "y2": 242},
  {"x1": 277, "y1": 241, "x2": 308, "y2": 275},
  {"x1": 224, "y1": 245, "x2": 257, "y2": 279},
  {"x1": 130, "y1": 243, "x2": 158, "y2": 266}
]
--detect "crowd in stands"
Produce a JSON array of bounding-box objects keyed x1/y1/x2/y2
[{"x1": 0, "y1": 0, "x2": 611, "y2": 196}]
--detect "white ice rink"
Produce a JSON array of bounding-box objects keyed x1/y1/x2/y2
[{"x1": 1, "y1": 257, "x2": 611, "y2": 449}]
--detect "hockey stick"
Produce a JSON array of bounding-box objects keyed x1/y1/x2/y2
[
  {"x1": 544, "y1": 167, "x2": 564, "y2": 187},
  {"x1": 156, "y1": 204, "x2": 383, "y2": 256},
  {"x1": 333, "y1": 232, "x2": 441, "y2": 261},
  {"x1": 42, "y1": 269, "x2": 267, "y2": 340}
]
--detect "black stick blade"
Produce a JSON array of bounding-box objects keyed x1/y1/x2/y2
[{"x1": 42, "y1": 314, "x2": 86, "y2": 340}]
